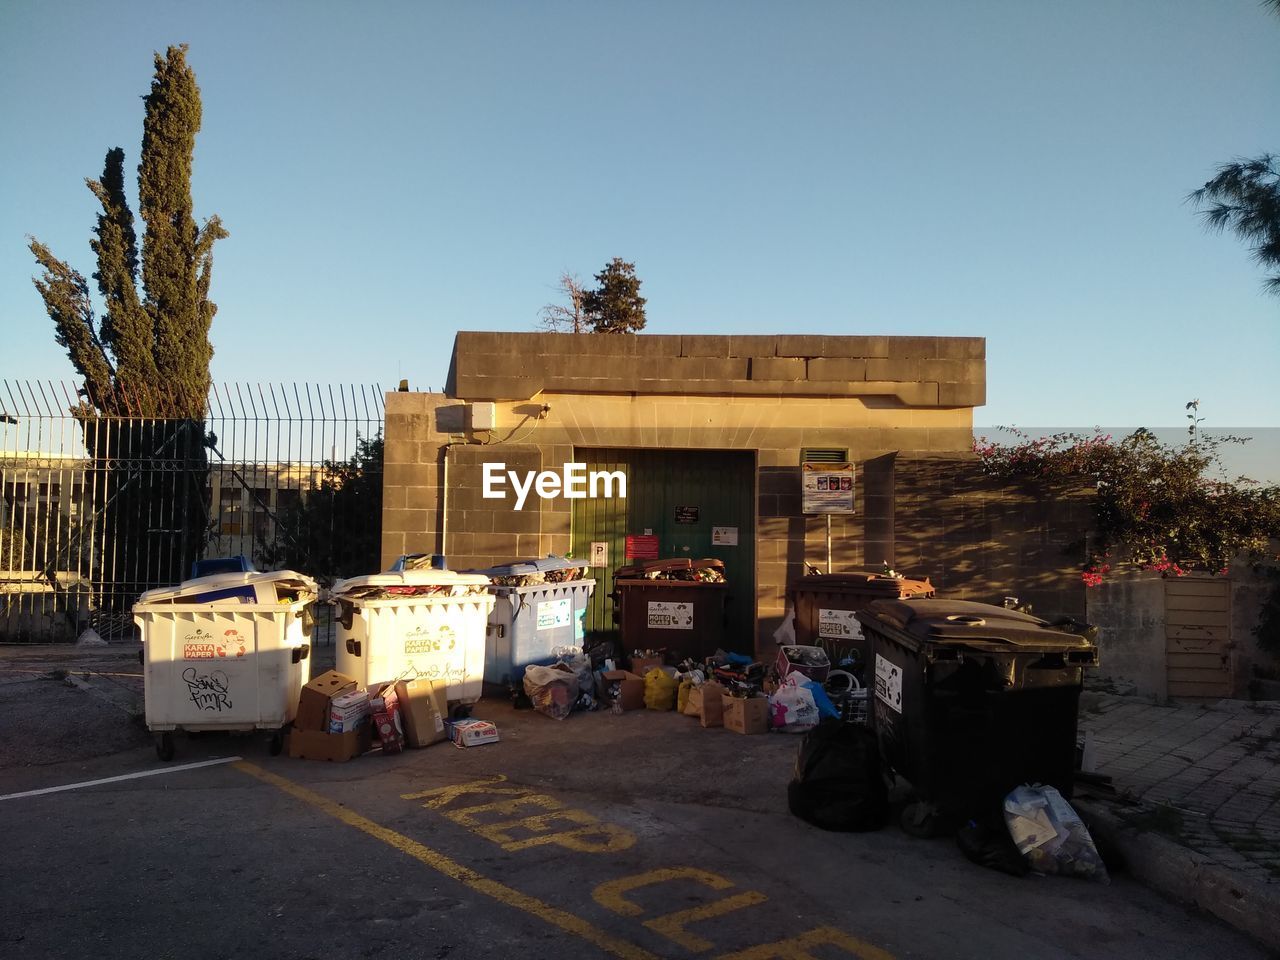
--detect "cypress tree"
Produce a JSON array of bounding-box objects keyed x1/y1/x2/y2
[
  {"x1": 28, "y1": 45, "x2": 225, "y2": 610},
  {"x1": 30, "y1": 44, "x2": 225, "y2": 418}
]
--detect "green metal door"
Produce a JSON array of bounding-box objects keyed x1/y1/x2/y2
[{"x1": 571, "y1": 448, "x2": 756, "y2": 652}]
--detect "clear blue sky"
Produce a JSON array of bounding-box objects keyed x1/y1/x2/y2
[{"x1": 1, "y1": 0, "x2": 1277, "y2": 431}]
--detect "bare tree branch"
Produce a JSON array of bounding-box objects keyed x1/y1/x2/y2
[{"x1": 539, "y1": 272, "x2": 589, "y2": 332}]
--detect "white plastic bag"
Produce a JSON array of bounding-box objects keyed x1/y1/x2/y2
[
  {"x1": 772, "y1": 606, "x2": 797, "y2": 647},
  {"x1": 1003, "y1": 784, "x2": 1109, "y2": 882},
  {"x1": 769, "y1": 674, "x2": 820, "y2": 733}
]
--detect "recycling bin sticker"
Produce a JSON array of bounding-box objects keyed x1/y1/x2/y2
[
  {"x1": 537, "y1": 597, "x2": 572, "y2": 630},
  {"x1": 875, "y1": 654, "x2": 903, "y2": 713},
  {"x1": 818, "y1": 608, "x2": 863, "y2": 640},
  {"x1": 647, "y1": 601, "x2": 694, "y2": 630}
]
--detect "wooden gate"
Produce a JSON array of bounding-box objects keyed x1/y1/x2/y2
[{"x1": 1165, "y1": 576, "x2": 1232, "y2": 699}]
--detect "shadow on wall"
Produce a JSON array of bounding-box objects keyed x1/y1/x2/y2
[{"x1": 890, "y1": 455, "x2": 1091, "y2": 620}]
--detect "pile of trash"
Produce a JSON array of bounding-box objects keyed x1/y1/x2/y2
[
  {"x1": 614, "y1": 558, "x2": 726, "y2": 583},
  {"x1": 334, "y1": 582, "x2": 489, "y2": 600}
]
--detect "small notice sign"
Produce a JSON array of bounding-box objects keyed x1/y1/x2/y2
[
  {"x1": 589, "y1": 541, "x2": 609, "y2": 568},
  {"x1": 647, "y1": 601, "x2": 694, "y2": 630},
  {"x1": 818, "y1": 608, "x2": 862, "y2": 640},
  {"x1": 537, "y1": 597, "x2": 572, "y2": 630},
  {"x1": 625, "y1": 535, "x2": 660, "y2": 559},
  {"x1": 802, "y1": 462, "x2": 855, "y2": 514},
  {"x1": 875, "y1": 654, "x2": 903, "y2": 713},
  {"x1": 711, "y1": 526, "x2": 738, "y2": 546},
  {"x1": 674, "y1": 506, "x2": 699, "y2": 524}
]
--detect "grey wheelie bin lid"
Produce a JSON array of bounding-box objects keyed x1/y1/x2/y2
[
  {"x1": 467, "y1": 556, "x2": 590, "y2": 588},
  {"x1": 474, "y1": 556, "x2": 589, "y2": 577},
  {"x1": 855, "y1": 598, "x2": 1098, "y2": 661}
]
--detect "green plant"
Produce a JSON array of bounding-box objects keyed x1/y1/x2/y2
[{"x1": 975, "y1": 418, "x2": 1280, "y2": 588}]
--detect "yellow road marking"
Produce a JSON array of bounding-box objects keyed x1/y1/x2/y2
[
  {"x1": 646, "y1": 891, "x2": 769, "y2": 953},
  {"x1": 233, "y1": 761, "x2": 660, "y2": 960},
  {"x1": 712, "y1": 925, "x2": 896, "y2": 960},
  {"x1": 404, "y1": 774, "x2": 636, "y2": 853},
  {"x1": 594, "y1": 867, "x2": 737, "y2": 917}
]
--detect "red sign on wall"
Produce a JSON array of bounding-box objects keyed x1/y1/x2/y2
[{"x1": 625, "y1": 535, "x2": 660, "y2": 559}]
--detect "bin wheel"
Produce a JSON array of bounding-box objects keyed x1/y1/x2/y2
[
  {"x1": 449, "y1": 703, "x2": 472, "y2": 720},
  {"x1": 900, "y1": 801, "x2": 945, "y2": 839},
  {"x1": 269, "y1": 732, "x2": 285, "y2": 756},
  {"x1": 155, "y1": 732, "x2": 175, "y2": 762}
]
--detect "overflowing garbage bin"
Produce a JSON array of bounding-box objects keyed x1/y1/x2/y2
[
  {"x1": 856, "y1": 598, "x2": 1098, "y2": 832},
  {"x1": 611, "y1": 558, "x2": 729, "y2": 660},
  {"x1": 468, "y1": 557, "x2": 596, "y2": 687},
  {"x1": 134, "y1": 570, "x2": 318, "y2": 761},
  {"x1": 787, "y1": 571, "x2": 934, "y2": 677},
  {"x1": 330, "y1": 569, "x2": 494, "y2": 706}
]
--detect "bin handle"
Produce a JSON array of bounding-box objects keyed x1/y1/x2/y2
[
  {"x1": 945, "y1": 615, "x2": 986, "y2": 626},
  {"x1": 346, "y1": 638, "x2": 362, "y2": 658},
  {"x1": 292, "y1": 644, "x2": 310, "y2": 664}
]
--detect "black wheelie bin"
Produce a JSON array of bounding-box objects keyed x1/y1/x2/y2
[{"x1": 856, "y1": 598, "x2": 1098, "y2": 835}]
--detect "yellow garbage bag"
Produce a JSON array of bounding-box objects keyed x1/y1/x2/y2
[{"x1": 644, "y1": 668, "x2": 677, "y2": 711}]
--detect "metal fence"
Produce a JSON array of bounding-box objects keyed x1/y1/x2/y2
[{"x1": 0, "y1": 381, "x2": 385, "y2": 643}]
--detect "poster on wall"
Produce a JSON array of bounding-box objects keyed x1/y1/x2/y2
[
  {"x1": 802, "y1": 462, "x2": 855, "y2": 514},
  {"x1": 711, "y1": 526, "x2": 738, "y2": 546},
  {"x1": 625, "y1": 535, "x2": 660, "y2": 559}
]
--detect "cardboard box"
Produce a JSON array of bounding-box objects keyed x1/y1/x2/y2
[
  {"x1": 685, "y1": 682, "x2": 726, "y2": 727},
  {"x1": 599, "y1": 670, "x2": 646, "y2": 711},
  {"x1": 296, "y1": 670, "x2": 358, "y2": 732},
  {"x1": 372, "y1": 704, "x2": 405, "y2": 753},
  {"x1": 722, "y1": 693, "x2": 770, "y2": 735},
  {"x1": 630, "y1": 655, "x2": 664, "y2": 676},
  {"x1": 447, "y1": 717, "x2": 499, "y2": 748},
  {"x1": 288, "y1": 724, "x2": 372, "y2": 762},
  {"x1": 396, "y1": 678, "x2": 449, "y2": 747},
  {"x1": 775, "y1": 645, "x2": 831, "y2": 683},
  {"x1": 328, "y1": 689, "x2": 371, "y2": 733}
]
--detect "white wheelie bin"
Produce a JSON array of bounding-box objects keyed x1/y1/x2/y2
[
  {"x1": 134, "y1": 570, "x2": 318, "y2": 761},
  {"x1": 470, "y1": 557, "x2": 596, "y2": 686},
  {"x1": 330, "y1": 569, "x2": 494, "y2": 707}
]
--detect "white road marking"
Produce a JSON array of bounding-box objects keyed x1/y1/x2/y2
[{"x1": 0, "y1": 756, "x2": 241, "y2": 801}]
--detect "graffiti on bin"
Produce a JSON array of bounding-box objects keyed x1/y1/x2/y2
[
  {"x1": 181, "y1": 667, "x2": 233, "y2": 712},
  {"x1": 410, "y1": 662, "x2": 467, "y2": 682},
  {"x1": 404, "y1": 625, "x2": 456, "y2": 655}
]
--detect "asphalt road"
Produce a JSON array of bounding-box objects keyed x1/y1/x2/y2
[{"x1": 0, "y1": 659, "x2": 1270, "y2": 960}]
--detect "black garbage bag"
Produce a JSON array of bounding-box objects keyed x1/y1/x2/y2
[
  {"x1": 787, "y1": 719, "x2": 888, "y2": 832},
  {"x1": 955, "y1": 815, "x2": 1029, "y2": 877}
]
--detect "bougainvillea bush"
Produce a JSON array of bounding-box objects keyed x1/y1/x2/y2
[{"x1": 973, "y1": 427, "x2": 1280, "y2": 588}]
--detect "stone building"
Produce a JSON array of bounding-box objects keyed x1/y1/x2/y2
[{"x1": 381, "y1": 332, "x2": 1090, "y2": 653}]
